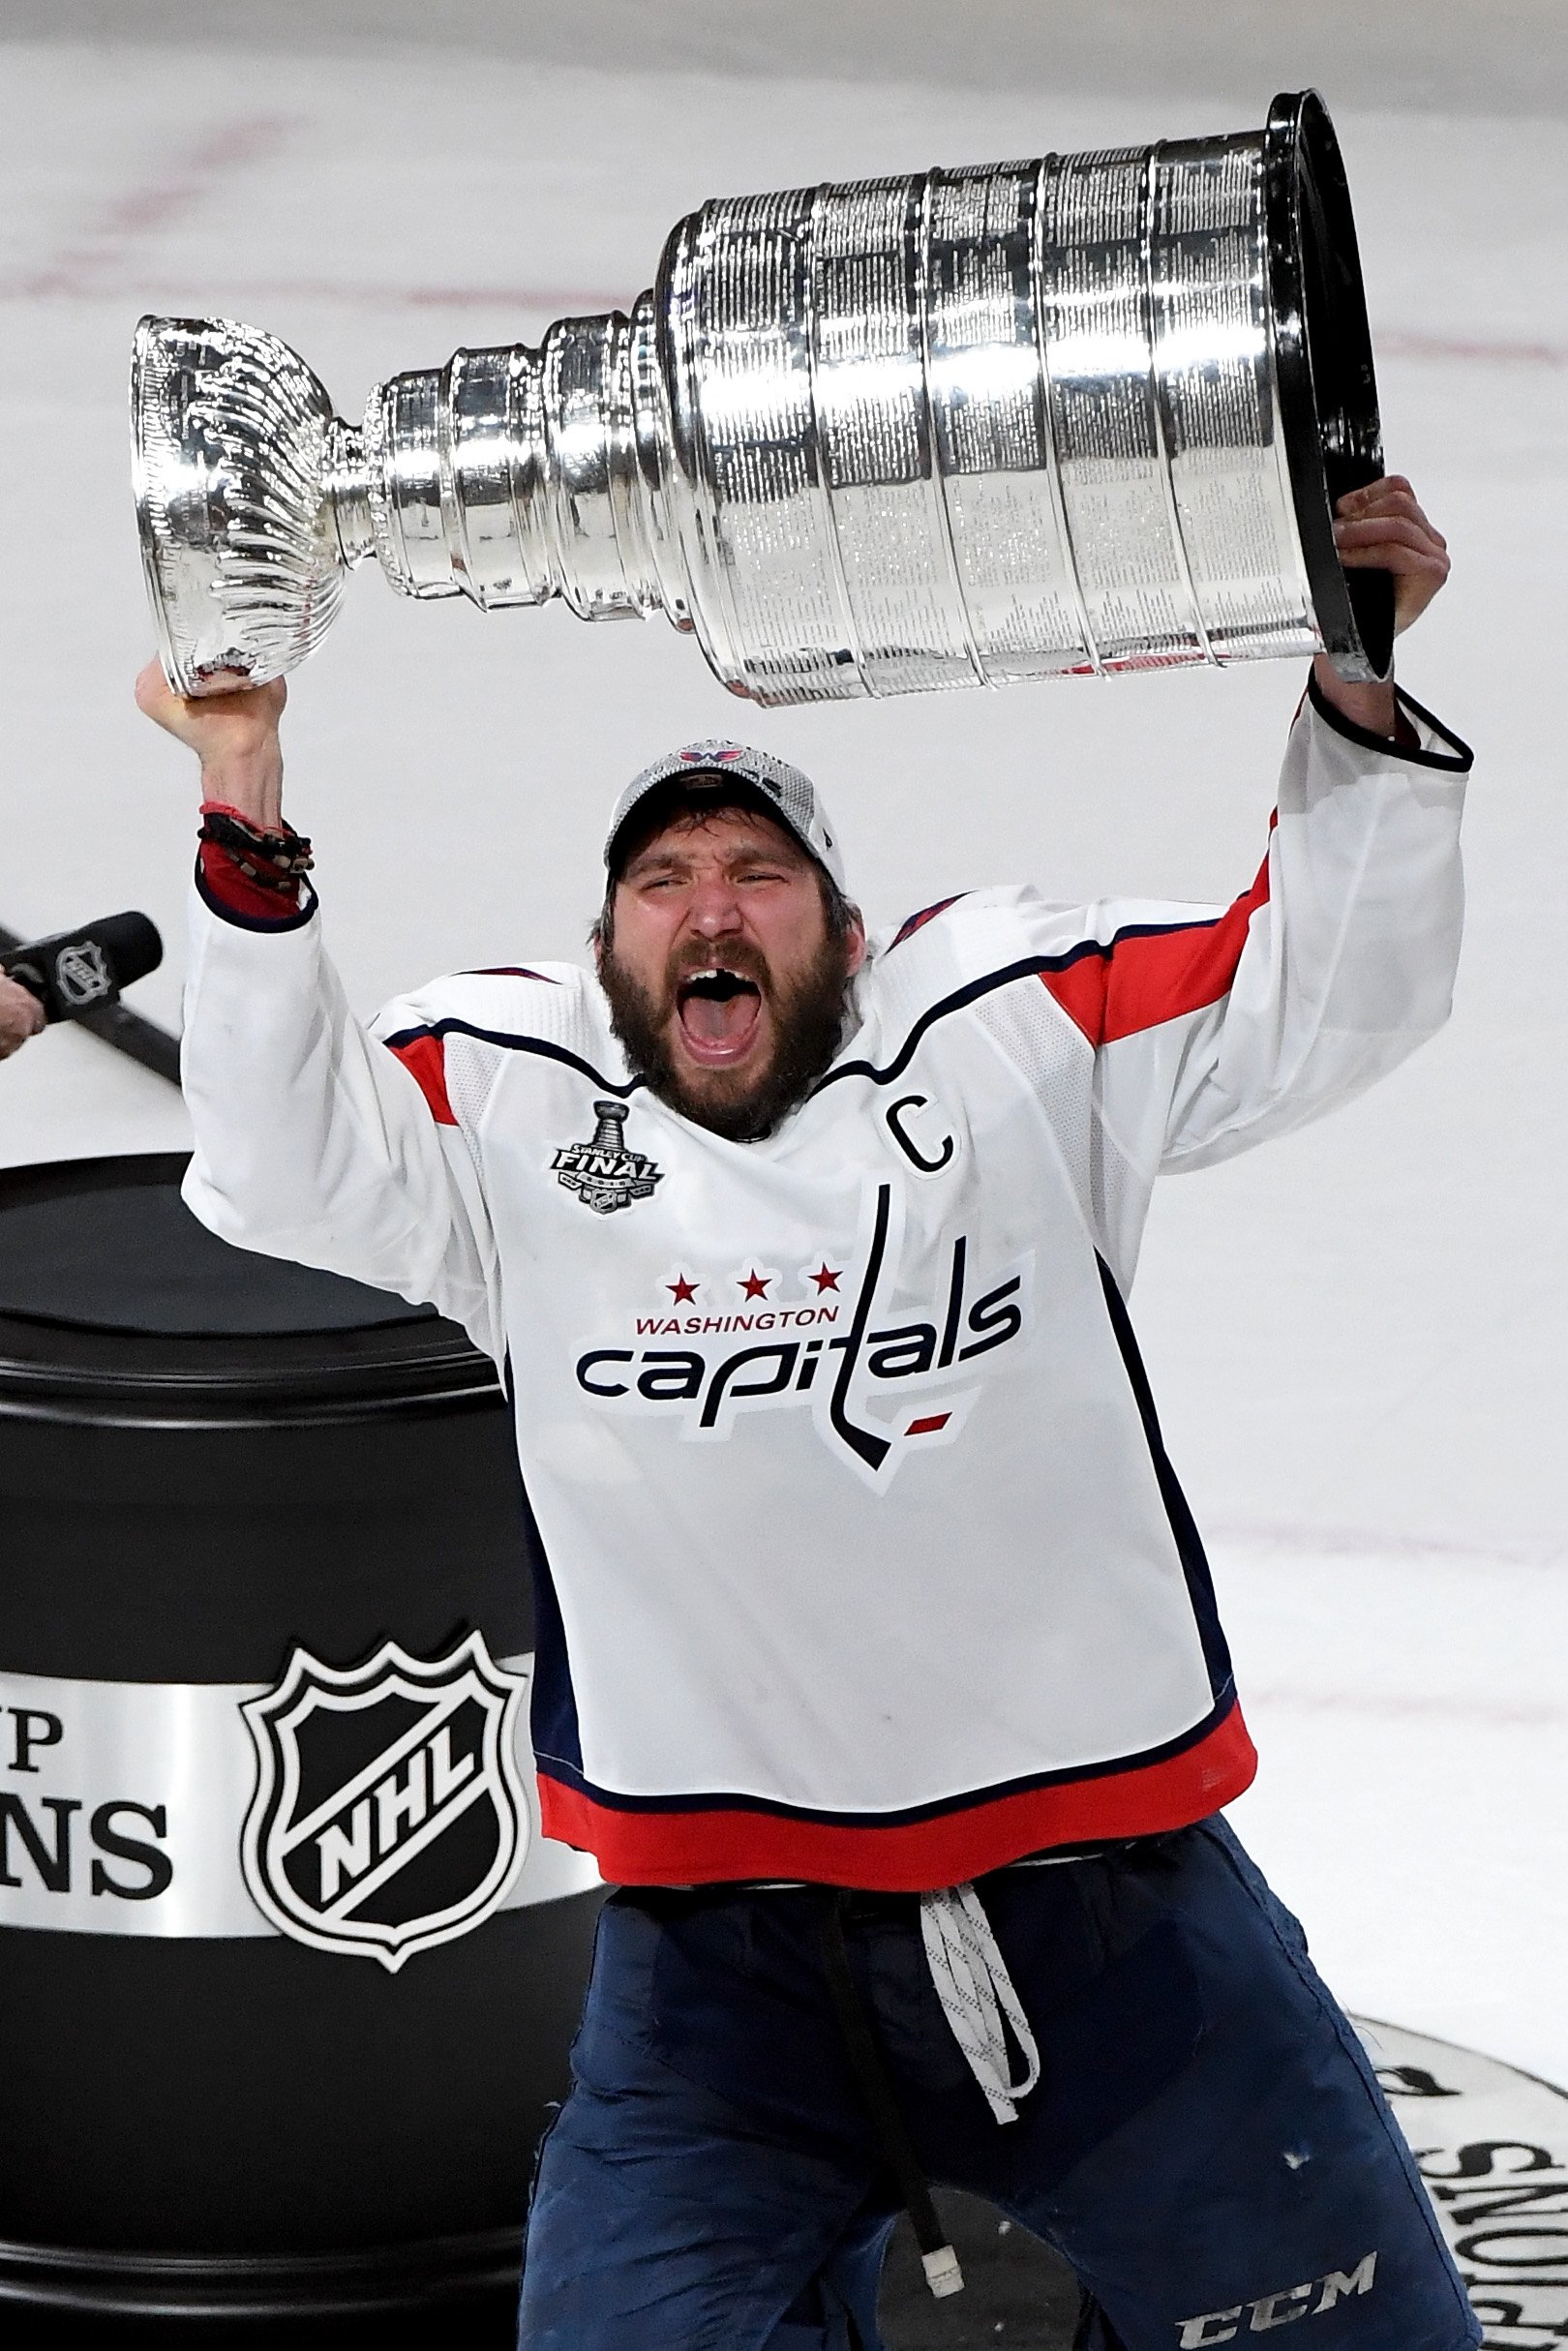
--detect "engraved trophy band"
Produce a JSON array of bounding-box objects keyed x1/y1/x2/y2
[{"x1": 132, "y1": 89, "x2": 1391, "y2": 708}]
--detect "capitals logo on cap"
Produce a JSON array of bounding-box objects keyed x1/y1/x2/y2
[{"x1": 605, "y1": 740, "x2": 848, "y2": 893}]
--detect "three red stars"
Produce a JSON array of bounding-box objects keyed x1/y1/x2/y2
[{"x1": 665, "y1": 1266, "x2": 840, "y2": 1304}]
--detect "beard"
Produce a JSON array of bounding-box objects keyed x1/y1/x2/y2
[{"x1": 598, "y1": 929, "x2": 856, "y2": 1141}]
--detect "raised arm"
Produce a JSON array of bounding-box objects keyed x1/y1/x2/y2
[
  {"x1": 136, "y1": 664, "x2": 502, "y2": 1358},
  {"x1": 1053, "y1": 479, "x2": 1469, "y2": 1238},
  {"x1": 1151, "y1": 665, "x2": 1470, "y2": 1173}
]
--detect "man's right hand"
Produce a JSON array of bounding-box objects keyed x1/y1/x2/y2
[
  {"x1": 135, "y1": 661, "x2": 287, "y2": 829},
  {"x1": 0, "y1": 976, "x2": 45, "y2": 1060}
]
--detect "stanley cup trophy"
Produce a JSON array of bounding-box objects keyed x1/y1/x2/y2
[{"x1": 132, "y1": 90, "x2": 1391, "y2": 708}]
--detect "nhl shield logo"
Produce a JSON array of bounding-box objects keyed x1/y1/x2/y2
[
  {"x1": 53, "y1": 940, "x2": 112, "y2": 1008},
  {"x1": 240, "y1": 1631, "x2": 530, "y2": 1971},
  {"x1": 552, "y1": 1099, "x2": 663, "y2": 1216}
]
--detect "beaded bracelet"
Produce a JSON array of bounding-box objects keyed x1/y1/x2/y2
[{"x1": 197, "y1": 803, "x2": 315, "y2": 894}]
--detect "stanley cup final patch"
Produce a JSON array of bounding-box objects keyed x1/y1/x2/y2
[
  {"x1": 239, "y1": 1632, "x2": 531, "y2": 1971},
  {"x1": 552, "y1": 1100, "x2": 663, "y2": 1216}
]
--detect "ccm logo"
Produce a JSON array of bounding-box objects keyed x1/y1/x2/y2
[{"x1": 1178, "y1": 2255, "x2": 1377, "y2": 2346}]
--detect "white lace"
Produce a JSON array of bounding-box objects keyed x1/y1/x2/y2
[{"x1": 919, "y1": 1883, "x2": 1041, "y2": 2125}]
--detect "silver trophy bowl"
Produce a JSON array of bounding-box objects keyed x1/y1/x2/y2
[{"x1": 133, "y1": 90, "x2": 1391, "y2": 706}]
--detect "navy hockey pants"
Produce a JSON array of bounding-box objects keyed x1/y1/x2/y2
[{"x1": 516, "y1": 1817, "x2": 1478, "y2": 2351}]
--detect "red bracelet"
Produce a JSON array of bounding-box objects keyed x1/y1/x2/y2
[
  {"x1": 198, "y1": 837, "x2": 303, "y2": 919},
  {"x1": 197, "y1": 802, "x2": 314, "y2": 885}
]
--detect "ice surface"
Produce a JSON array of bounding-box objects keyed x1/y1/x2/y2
[{"x1": 0, "y1": 32, "x2": 1563, "y2": 2077}]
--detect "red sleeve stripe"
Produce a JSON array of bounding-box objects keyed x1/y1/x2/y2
[
  {"x1": 385, "y1": 1031, "x2": 457, "y2": 1126},
  {"x1": 1041, "y1": 843, "x2": 1273, "y2": 1047}
]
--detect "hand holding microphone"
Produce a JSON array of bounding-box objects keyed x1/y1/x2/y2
[
  {"x1": 0, "y1": 912, "x2": 172, "y2": 1079},
  {"x1": 0, "y1": 975, "x2": 45, "y2": 1060},
  {"x1": 2, "y1": 911, "x2": 164, "y2": 1024}
]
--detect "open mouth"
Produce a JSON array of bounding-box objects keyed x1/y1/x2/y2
[{"x1": 675, "y1": 967, "x2": 764, "y2": 1065}]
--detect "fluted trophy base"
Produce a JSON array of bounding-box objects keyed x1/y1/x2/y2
[{"x1": 132, "y1": 90, "x2": 1390, "y2": 708}]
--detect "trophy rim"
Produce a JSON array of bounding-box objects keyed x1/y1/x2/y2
[
  {"x1": 129, "y1": 312, "x2": 348, "y2": 699},
  {"x1": 1263, "y1": 89, "x2": 1393, "y2": 683},
  {"x1": 130, "y1": 314, "x2": 196, "y2": 698}
]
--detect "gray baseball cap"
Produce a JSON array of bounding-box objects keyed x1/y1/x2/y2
[{"x1": 604, "y1": 739, "x2": 848, "y2": 894}]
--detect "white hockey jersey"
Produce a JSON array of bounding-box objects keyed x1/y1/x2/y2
[{"x1": 181, "y1": 684, "x2": 1470, "y2": 1890}]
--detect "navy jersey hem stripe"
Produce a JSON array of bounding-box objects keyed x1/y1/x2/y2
[{"x1": 532, "y1": 1684, "x2": 1238, "y2": 1827}]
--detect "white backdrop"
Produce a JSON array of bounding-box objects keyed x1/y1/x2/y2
[{"x1": 0, "y1": 26, "x2": 1563, "y2": 2079}]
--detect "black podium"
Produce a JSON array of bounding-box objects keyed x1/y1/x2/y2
[{"x1": 0, "y1": 1154, "x2": 603, "y2": 2337}]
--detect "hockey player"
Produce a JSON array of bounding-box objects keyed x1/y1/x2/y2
[{"x1": 138, "y1": 475, "x2": 1478, "y2": 2351}]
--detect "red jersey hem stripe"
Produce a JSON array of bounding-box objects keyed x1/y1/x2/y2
[{"x1": 535, "y1": 1702, "x2": 1256, "y2": 1891}]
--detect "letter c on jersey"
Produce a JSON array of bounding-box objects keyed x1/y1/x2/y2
[
  {"x1": 886, "y1": 1095, "x2": 955, "y2": 1174},
  {"x1": 576, "y1": 1349, "x2": 633, "y2": 1397}
]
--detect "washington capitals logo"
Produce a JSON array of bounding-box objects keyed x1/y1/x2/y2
[
  {"x1": 553, "y1": 1100, "x2": 664, "y2": 1217},
  {"x1": 575, "y1": 1182, "x2": 1033, "y2": 1489},
  {"x1": 240, "y1": 1633, "x2": 530, "y2": 1971}
]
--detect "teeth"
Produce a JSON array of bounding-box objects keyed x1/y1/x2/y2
[{"x1": 678, "y1": 965, "x2": 760, "y2": 1009}]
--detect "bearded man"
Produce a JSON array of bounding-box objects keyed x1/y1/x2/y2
[{"x1": 138, "y1": 474, "x2": 1478, "y2": 2351}]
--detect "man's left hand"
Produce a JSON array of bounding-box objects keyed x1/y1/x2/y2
[{"x1": 1312, "y1": 474, "x2": 1451, "y2": 738}]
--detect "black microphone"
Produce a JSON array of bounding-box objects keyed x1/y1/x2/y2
[{"x1": 2, "y1": 912, "x2": 164, "y2": 1024}]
